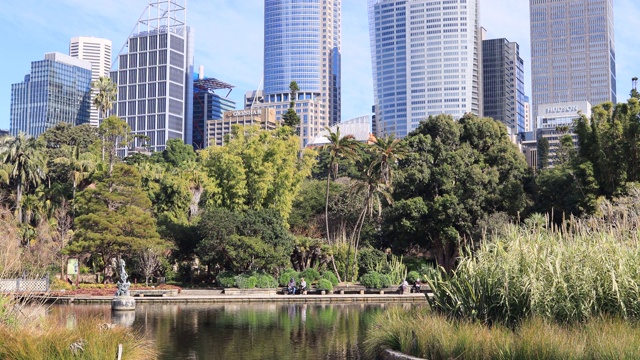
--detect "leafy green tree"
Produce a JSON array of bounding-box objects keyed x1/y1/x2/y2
[
  {"x1": 162, "y1": 139, "x2": 197, "y2": 167},
  {"x1": 0, "y1": 134, "x2": 48, "y2": 222},
  {"x1": 66, "y1": 164, "x2": 168, "y2": 276},
  {"x1": 99, "y1": 116, "x2": 132, "y2": 179},
  {"x1": 281, "y1": 81, "x2": 301, "y2": 129},
  {"x1": 537, "y1": 137, "x2": 549, "y2": 170},
  {"x1": 388, "y1": 114, "x2": 529, "y2": 271},
  {"x1": 201, "y1": 126, "x2": 315, "y2": 221}
]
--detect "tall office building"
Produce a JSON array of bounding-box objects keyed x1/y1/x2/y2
[
  {"x1": 111, "y1": 0, "x2": 194, "y2": 154},
  {"x1": 10, "y1": 53, "x2": 92, "y2": 137},
  {"x1": 69, "y1": 37, "x2": 113, "y2": 127},
  {"x1": 193, "y1": 71, "x2": 236, "y2": 150},
  {"x1": 250, "y1": 0, "x2": 341, "y2": 147},
  {"x1": 483, "y1": 38, "x2": 525, "y2": 134},
  {"x1": 368, "y1": 0, "x2": 482, "y2": 138},
  {"x1": 529, "y1": 0, "x2": 616, "y2": 121}
]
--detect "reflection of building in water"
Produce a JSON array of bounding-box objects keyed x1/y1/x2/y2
[{"x1": 206, "y1": 108, "x2": 278, "y2": 147}]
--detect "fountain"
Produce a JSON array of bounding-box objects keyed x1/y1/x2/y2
[{"x1": 111, "y1": 259, "x2": 136, "y2": 312}]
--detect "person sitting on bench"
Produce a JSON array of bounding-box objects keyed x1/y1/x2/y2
[
  {"x1": 299, "y1": 277, "x2": 307, "y2": 293},
  {"x1": 287, "y1": 277, "x2": 297, "y2": 294}
]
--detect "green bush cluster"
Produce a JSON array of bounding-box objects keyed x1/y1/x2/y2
[
  {"x1": 278, "y1": 269, "x2": 299, "y2": 286},
  {"x1": 317, "y1": 279, "x2": 333, "y2": 291},
  {"x1": 235, "y1": 274, "x2": 258, "y2": 289},
  {"x1": 255, "y1": 273, "x2": 278, "y2": 288},
  {"x1": 300, "y1": 268, "x2": 320, "y2": 282},
  {"x1": 321, "y1": 271, "x2": 339, "y2": 286},
  {"x1": 359, "y1": 271, "x2": 391, "y2": 289},
  {"x1": 216, "y1": 271, "x2": 236, "y2": 288}
]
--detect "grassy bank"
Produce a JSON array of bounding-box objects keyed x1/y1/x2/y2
[
  {"x1": 0, "y1": 295, "x2": 156, "y2": 360},
  {"x1": 365, "y1": 307, "x2": 640, "y2": 359}
]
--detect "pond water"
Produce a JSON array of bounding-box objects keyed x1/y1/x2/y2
[{"x1": 49, "y1": 302, "x2": 419, "y2": 359}]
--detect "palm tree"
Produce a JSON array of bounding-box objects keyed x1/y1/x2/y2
[
  {"x1": 369, "y1": 135, "x2": 407, "y2": 190},
  {"x1": 322, "y1": 126, "x2": 359, "y2": 282},
  {"x1": 92, "y1": 76, "x2": 117, "y2": 119},
  {"x1": 92, "y1": 76, "x2": 117, "y2": 161},
  {"x1": 0, "y1": 134, "x2": 48, "y2": 222}
]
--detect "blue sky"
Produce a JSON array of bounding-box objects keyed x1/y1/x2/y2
[{"x1": 1, "y1": 0, "x2": 638, "y2": 131}]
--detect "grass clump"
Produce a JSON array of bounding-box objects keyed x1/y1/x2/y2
[{"x1": 365, "y1": 307, "x2": 640, "y2": 360}]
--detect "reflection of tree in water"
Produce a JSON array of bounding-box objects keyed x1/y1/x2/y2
[{"x1": 49, "y1": 303, "x2": 420, "y2": 359}]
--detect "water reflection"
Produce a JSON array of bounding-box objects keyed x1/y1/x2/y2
[{"x1": 49, "y1": 302, "x2": 418, "y2": 359}]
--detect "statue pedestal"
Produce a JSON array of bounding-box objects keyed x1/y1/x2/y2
[{"x1": 111, "y1": 296, "x2": 136, "y2": 311}]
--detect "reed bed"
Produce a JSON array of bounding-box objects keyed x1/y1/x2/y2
[
  {"x1": 427, "y1": 213, "x2": 640, "y2": 325},
  {"x1": 365, "y1": 307, "x2": 640, "y2": 360}
]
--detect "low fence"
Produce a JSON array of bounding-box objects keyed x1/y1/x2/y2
[{"x1": 0, "y1": 277, "x2": 50, "y2": 293}]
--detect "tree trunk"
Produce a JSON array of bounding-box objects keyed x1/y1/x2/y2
[
  {"x1": 15, "y1": 182, "x2": 23, "y2": 223},
  {"x1": 325, "y1": 172, "x2": 331, "y2": 243}
]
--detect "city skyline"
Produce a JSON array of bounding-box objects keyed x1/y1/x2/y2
[{"x1": 1, "y1": 0, "x2": 639, "y2": 131}]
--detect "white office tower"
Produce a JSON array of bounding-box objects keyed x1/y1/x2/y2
[
  {"x1": 529, "y1": 0, "x2": 616, "y2": 122},
  {"x1": 368, "y1": 0, "x2": 482, "y2": 138},
  {"x1": 70, "y1": 37, "x2": 113, "y2": 127},
  {"x1": 110, "y1": 0, "x2": 194, "y2": 154}
]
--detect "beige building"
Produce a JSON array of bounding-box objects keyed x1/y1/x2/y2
[
  {"x1": 69, "y1": 37, "x2": 112, "y2": 127},
  {"x1": 207, "y1": 108, "x2": 278, "y2": 147}
]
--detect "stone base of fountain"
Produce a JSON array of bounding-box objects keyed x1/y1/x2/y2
[{"x1": 111, "y1": 296, "x2": 136, "y2": 311}]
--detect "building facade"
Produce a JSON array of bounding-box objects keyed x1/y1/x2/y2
[
  {"x1": 483, "y1": 38, "x2": 526, "y2": 134},
  {"x1": 529, "y1": 0, "x2": 616, "y2": 121},
  {"x1": 207, "y1": 108, "x2": 278, "y2": 147},
  {"x1": 10, "y1": 53, "x2": 92, "y2": 137},
  {"x1": 69, "y1": 36, "x2": 113, "y2": 127},
  {"x1": 193, "y1": 75, "x2": 236, "y2": 150},
  {"x1": 252, "y1": 0, "x2": 341, "y2": 147},
  {"x1": 524, "y1": 95, "x2": 531, "y2": 132},
  {"x1": 536, "y1": 100, "x2": 591, "y2": 168},
  {"x1": 368, "y1": 0, "x2": 483, "y2": 138},
  {"x1": 110, "y1": 0, "x2": 194, "y2": 154}
]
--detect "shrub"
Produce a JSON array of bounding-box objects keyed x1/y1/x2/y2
[
  {"x1": 300, "y1": 268, "x2": 321, "y2": 283},
  {"x1": 235, "y1": 274, "x2": 258, "y2": 289},
  {"x1": 50, "y1": 278, "x2": 73, "y2": 291},
  {"x1": 407, "y1": 271, "x2": 421, "y2": 284},
  {"x1": 216, "y1": 271, "x2": 236, "y2": 288},
  {"x1": 255, "y1": 273, "x2": 278, "y2": 288},
  {"x1": 360, "y1": 272, "x2": 391, "y2": 289},
  {"x1": 357, "y1": 247, "x2": 386, "y2": 277},
  {"x1": 278, "y1": 269, "x2": 299, "y2": 286},
  {"x1": 317, "y1": 279, "x2": 333, "y2": 291},
  {"x1": 321, "y1": 271, "x2": 339, "y2": 286}
]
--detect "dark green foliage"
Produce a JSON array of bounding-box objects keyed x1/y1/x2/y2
[
  {"x1": 317, "y1": 278, "x2": 333, "y2": 291},
  {"x1": 388, "y1": 114, "x2": 530, "y2": 271},
  {"x1": 279, "y1": 269, "x2": 300, "y2": 287},
  {"x1": 359, "y1": 272, "x2": 391, "y2": 289},
  {"x1": 235, "y1": 274, "x2": 258, "y2": 289},
  {"x1": 321, "y1": 271, "x2": 339, "y2": 286},
  {"x1": 300, "y1": 268, "x2": 320, "y2": 283},
  {"x1": 357, "y1": 247, "x2": 386, "y2": 278},
  {"x1": 537, "y1": 137, "x2": 550, "y2": 170},
  {"x1": 407, "y1": 271, "x2": 420, "y2": 284},
  {"x1": 281, "y1": 81, "x2": 301, "y2": 129},
  {"x1": 162, "y1": 139, "x2": 196, "y2": 167},
  {"x1": 216, "y1": 271, "x2": 236, "y2": 288}
]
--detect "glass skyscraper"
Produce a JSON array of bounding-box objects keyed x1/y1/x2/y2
[
  {"x1": 253, "y1": 0, "x2": 341, "y2": 147},
  {"x1": 192, "y1": 75, "x2": 236, "y2": 150},
  {"x1": 110, "y1": 0, "x2": 194, "y2": 153},
  {"x1": 529, "y1": 0, "x2": 616, "y2": 121},
  {"x1": 10, "y1": 52, "x2": 92, "y2": 137},
  {"x1": 483, "y1": 38, "x2": 526, "y2": 134},
  {"x1": 368, "y1": 0, "x2": 482, "y2": 138}
]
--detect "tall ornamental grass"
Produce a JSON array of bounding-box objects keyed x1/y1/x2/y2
[
  {"x1": 365, "y1": 307, "x2": 640, "y2": 360},
  {"x1": 427, "y1": 212, "x2": 640, "y2": 324}
]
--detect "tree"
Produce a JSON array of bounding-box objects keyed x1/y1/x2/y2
[
  {"x1": 388, "y1": 114, "x2": 530, "y2": 272},
  {"x1": 137, "y1": 246, "x2": 164, "y2": 286},
  {"x1": 537, "y1": 137, "x2": 550, "y2": 170},
  {"x1": 162, "y1": 139, "x2": 197, "y2": 167},
  {"x1": 66, "y1": 164, "x2": 169, "y2": 278},
  {"x1": 92, "y1": 76, "x2": 117, "y2": 119},
  {"x1": 281, "y1": 81, "x2": 301, "y2": 129},
  {"x1": 0, "y1": 134, "x2": 48, "y2": 222},
  {"x1": 99, "y1": 116, "x2": 132, "y2": 179},
  {"x1": 52, "y1": 145, "x2": 96, "y2": 208}
]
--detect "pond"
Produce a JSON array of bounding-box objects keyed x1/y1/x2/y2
[{"x1": 49, "y1": 302, "x2": 420, "y2": 359}]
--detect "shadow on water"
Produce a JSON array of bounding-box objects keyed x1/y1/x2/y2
[{"x1": 49, "y1": 302, "x2": 421, "y2": 360}]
